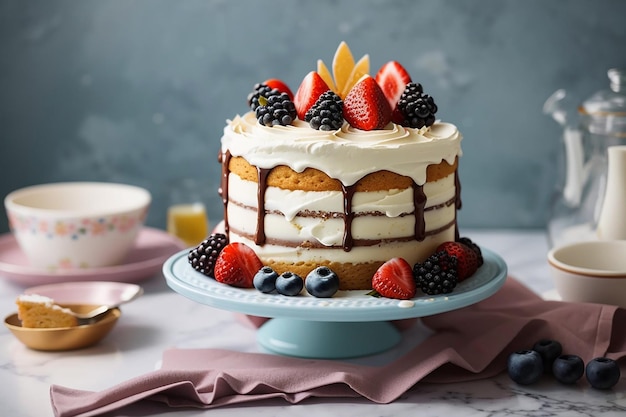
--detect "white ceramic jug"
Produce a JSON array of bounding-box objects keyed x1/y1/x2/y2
[{"x1": 597, "y1": 146, "x2": 626, "y2": 240}]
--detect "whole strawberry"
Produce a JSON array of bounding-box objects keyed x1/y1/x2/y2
[
  {"x1": 368, "y1": 257, "x2": 416, "y2": 300},
  {"x1": 214, "y1": 242, "x2": 263, "y2": 288},
  {"x1": 343, "y1": 75, "x2": 392, "y2": 130},
  {"x1": 294, "y1": 71, "x2": 330, "y2": 120},
  {"x1": 436, "y1": 241, "x2": 479, "y2": 281}
]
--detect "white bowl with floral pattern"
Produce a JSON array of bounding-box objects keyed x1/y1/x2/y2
[{"x1": 4, "y1": 182, "x2": 151, "y2": 271}]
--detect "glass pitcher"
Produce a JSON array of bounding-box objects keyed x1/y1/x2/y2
[{"x1": 544, "y1": 68, "x2": 626, "y2": 248}]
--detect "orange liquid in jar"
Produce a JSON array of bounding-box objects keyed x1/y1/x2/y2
[{"x1": 167, "y1": 203, "x2": 208, "y2": 247}]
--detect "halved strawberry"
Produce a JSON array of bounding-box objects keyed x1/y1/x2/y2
[
  {"x1": 214, "y1": 242, "x2": 263, "y2": 288},
  {"x1": 436, "y1": 241, "x2": 479, "y2": 281},
  {"x1": 343, "y1": 75, "x2": 392, "y2": 130},
  {"x1": 369, "y1": 257, "x2": 416, "y2": 300},
  {"x1": 264, "y1": 78, "x2": 294, "y2": 101},
  {"x1": 375, "y1": 61, "x2": 412, "y2": 112},
  {"x1": 293, "y1": 71, "x2": 330, "y2": 120}
]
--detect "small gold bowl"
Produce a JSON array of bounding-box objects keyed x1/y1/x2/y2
[{"x1": 4, "y1": 304, "x2": 121, "y2": 351}]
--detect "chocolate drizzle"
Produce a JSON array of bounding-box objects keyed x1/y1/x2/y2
[
  {"x1": 453, "y1": 169, "x2": 462, "y2": 240},
  {"x1": 340, "y1": 183, "x2": 357, "y2": 251},
  {"x1": 255, "y1": 167, "x2": 271, "y2": 245},
  {"x1": 411, "y1": 181, "x2": 427, "y2": 241},
  {"x1": 218, "y1": 150, "x2": 232, "y2": 236}
]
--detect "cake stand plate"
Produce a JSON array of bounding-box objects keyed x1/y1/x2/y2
[{"x1": 163, "y1": 248, "x2": 507, "y2": 358}]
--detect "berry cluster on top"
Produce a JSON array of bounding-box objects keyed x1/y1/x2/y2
[
  {"x1": 188, "y1": 234, "x2": 483, "y2": 301},
  {"x1": 245, "y1": 42, "x2": 438, "y2": 131}
]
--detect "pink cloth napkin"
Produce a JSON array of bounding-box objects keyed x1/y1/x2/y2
[{"x1": 50, "y1": 277, "x2": 626, "y2": 417}]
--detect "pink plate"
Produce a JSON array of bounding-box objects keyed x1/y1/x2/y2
[
  {"x1": 0, "y1": 227, "x2": 186, "y2": 286},
  {"x1": 24, "y1": 281, "x2": 142, "y2": 305}
]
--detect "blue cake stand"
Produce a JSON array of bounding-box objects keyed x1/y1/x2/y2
[{"x1": 163, "y1": 248, "x2": 507, "y2": 359}]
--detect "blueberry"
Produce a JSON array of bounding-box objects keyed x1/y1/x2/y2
[
  {"x1": 305, "y1": 266, "x2": 340, "y2": 298},
  {"x1": 275, "y1": 272, "x2": 304, "y2": 296},
  {"x1": 253, "y1": 266, "x2": 279, "y2": 293},
  {"x1": 507, "y1": 350, "x2": 544, "y2": 385},
  {"x1": 552, "y1": 354, "x2": 584, "y2": 384},
  {"x1": 586, "y1": 357, "x2": 621, "y2": 390},
  {"x1": 533, "y1": 339, "x2": 562, "y2": 374}
]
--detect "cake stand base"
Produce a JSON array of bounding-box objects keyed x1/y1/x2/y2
[{"x1": 257, "y1": 318, "x2": 401, "y2": 359}]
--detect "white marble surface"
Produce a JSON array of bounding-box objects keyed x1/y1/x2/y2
[{"x1": 1, "y1": 229, "x2": 625, "y2": 417}]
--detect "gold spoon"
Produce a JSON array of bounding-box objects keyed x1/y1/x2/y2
[{"x1": 71, "y1": 286, "x2": 143, "y2": 325}]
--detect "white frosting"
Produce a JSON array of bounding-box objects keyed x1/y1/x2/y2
[
  {"x1": 222, "y1": 112, "x2": 462, "y2": 186},
  {"x1": 18, "y1": 294, "x2": 55, "y2": 304},
  {"x1": 17, "y1": 294, "x2": 74, "y2": 314}
]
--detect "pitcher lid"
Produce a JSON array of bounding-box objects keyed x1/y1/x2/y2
[{"x1": 579, "y1": 69, "x2": 626, "y2": 117}]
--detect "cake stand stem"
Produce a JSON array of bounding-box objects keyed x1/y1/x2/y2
[{"x1": 257, "y1": 318, "x2": 402, "y2": 359}]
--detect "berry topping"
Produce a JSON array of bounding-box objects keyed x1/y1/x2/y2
[
  {"x1": 255, "y1": 92, "x2": 297, "y2": 127},
  {"x1": 397, "y1": 82, "x2": 438, "y2": 128},
  {"x1": 275, "y1": 271, "x2": 304, "y2": 296},
  {"x1": 552, "y1": 354, "x2": 584, "y2": 384},
  {"x1": 375, "y1": 61, "x2": 412, "y2": 114},
  {"x1": 413, "y1": 250, "x2": 458, "y2": 295},
  {"x1": 305, "y1": 91, "x2": 344, "y2": 131},
  {"x1": 586, "y1": 357, "x2": 621, "y2": 390},
  {"x1": 293, "y1": 71, "x2": 331, "y2": 120},
  {"x1": 343, "y1": 75, "x2": 392, "y2": 131},
  {"x1": 436, "y1": 241, "x2": 479, "y2": 281},
  {"x1": 187, "y1": 233, "x2": 228, "y2": 277},
  {"x1": 532, "y1": 339, "x2": 563, "y2": 374},
  {"x1": 458, "y1": 236, "x2": 484, "y2": 267},
  {"x1": 305, "y1": 266, "x2": 340, "y2": 298},
  {"x1": 213, "y1": 242, "x2": 263, "y2": 288},
  {"x1": 247, "y1": 83, "x2": 275, "y2": 111},
  {"x1": 253, "y1": 266, "x2": 279, "y2": 293},
  {"x1": 263, "y1": 78, "x2": 294, "y2": 101},
  {"x1": 369, "y1": 257, "x2": 416, "y2": 300},
  {"x1": 507, "y1": 350, "x2": 544, "y2": 385}
]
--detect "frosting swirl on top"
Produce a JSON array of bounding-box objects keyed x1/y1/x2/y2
[{"x1": 222, "y1": 111, "x2": 462, "y2": 186}]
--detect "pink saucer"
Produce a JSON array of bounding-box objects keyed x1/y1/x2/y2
[
  {"x1": 24, "y1": 281, "x2": 142, "y2": 306},
  {"x1": 0, "y1": 227, "x2": 186, "y2": 286}
]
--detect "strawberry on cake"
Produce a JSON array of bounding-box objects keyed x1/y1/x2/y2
[{"x1": 189, "y1": 42, "x2": 480, "y2": 299}]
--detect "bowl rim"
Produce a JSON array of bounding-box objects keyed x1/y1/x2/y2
[
  {"x1": 4, "y1": 181, "x2": 151, "y2": 218},
  {"x1": 547, "y1": 240, "x2": 626, "y2": 278}
]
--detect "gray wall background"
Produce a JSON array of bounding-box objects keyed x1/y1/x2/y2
[{"x1": 1, "y1": 0, "x2": 625, "y2": 234}]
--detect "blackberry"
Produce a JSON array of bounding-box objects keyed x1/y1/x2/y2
[
  {"x1": 255, "y1": 92, "x2": 297, "y2": 127},
  {"x1": 397, "y1": 82, "x2": 438, "y2": 128},
  {"x1": 187, "y1": 233, "x2": 228, "y2": 277},
  {"x1": 305, "y1": 91, "x2": 344, "y2": 131},
  {"x1": 247, "y1": 83, "x2": 275, "y2": 111},
  {"x1": 413, "y1": 250, "x2": 458, "y2": 295},
  {"x1": 458, "y1": 236, "x2": 484, "y2": 267}
]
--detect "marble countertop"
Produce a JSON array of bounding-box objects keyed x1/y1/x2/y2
[{"x1": 1, "y1": 229, "x2": 625, "y2": 417}]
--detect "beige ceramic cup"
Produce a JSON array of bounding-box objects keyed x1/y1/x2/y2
[{"x1": 547, "y1": 240, "x2": 626, "y2": 308}]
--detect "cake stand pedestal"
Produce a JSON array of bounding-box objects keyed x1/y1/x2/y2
[
  {"x1": 257, "y1": 319, "x2": 401, "y2": 358},
  {"x1": 163, "y1": 248, "x2": 507, "y2": 359}
]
